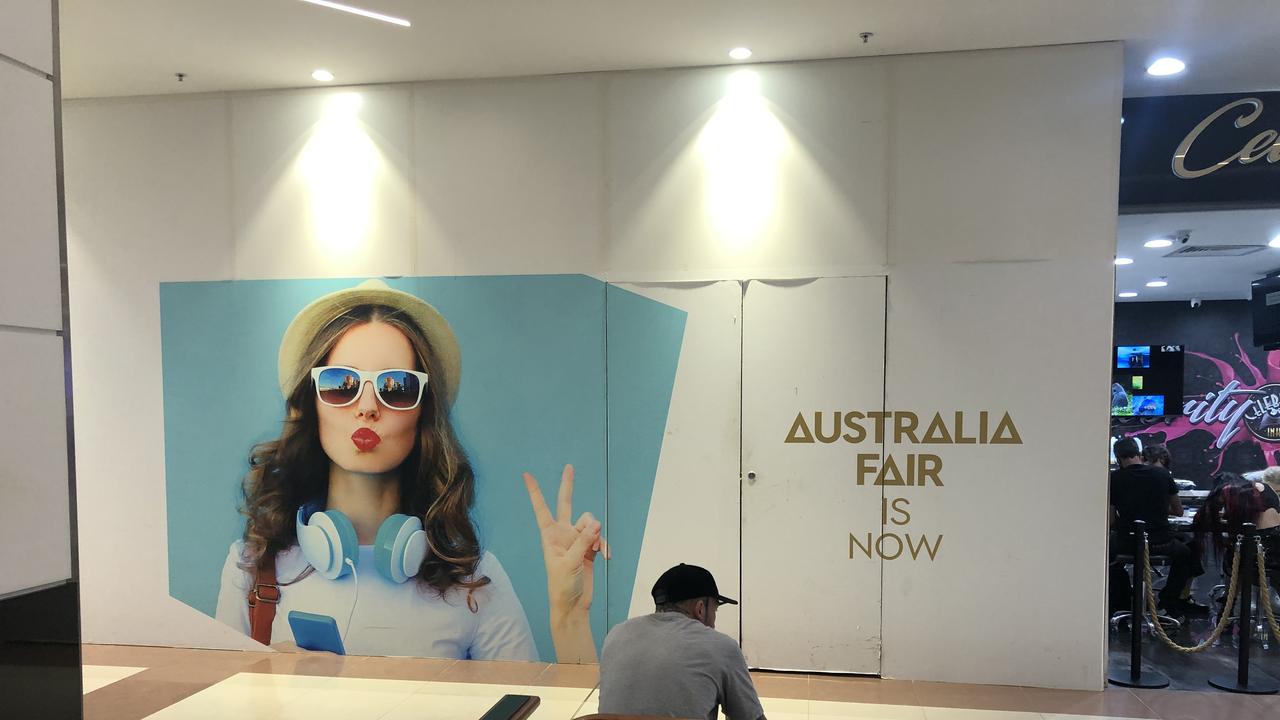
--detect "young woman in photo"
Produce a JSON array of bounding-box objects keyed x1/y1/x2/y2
[{"x1": 214, "y1": 279, "x2": 606, "y2": 661}]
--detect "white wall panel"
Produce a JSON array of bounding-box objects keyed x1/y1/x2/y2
[
  {"x1": 414, "y1": 76, "x2": 605, "y2": 276},
  {"x1": 881, "y1": 261, "x2": 1114, "y2": 689},
  {"x1": 606, "y1": 60, "x2": 888, "y2": 281},
  {"x1": 620, "y1": 282, "x2": 741, "y2": 638},
  {"x1": 888, "y1": 44, "x2": 1123, "y2": 265},
  {"x1": 62, "y1": 42, "x2": 1123, "y2": 685},
  {"x1": 63, "y1": 97, "x2": 254, "y2": 647},
  {"x1": 0, "y1": 62, "x2": 60, "y2": 330},
  {"x1": 879, "y1": 43, "x2": 1121, "y2": 690},
  {"x1": 0, "y1": 331, "x2": 70, "y2": 596},
  {"x1": 232, "y1": 87, "x2": 414, "y2": 280},
  {"x1": 0, "y1": 0, "x2": 53, "y2": 74},
  {"x1": 742, "y1": 277, "x2": 886, "y2": 674}
]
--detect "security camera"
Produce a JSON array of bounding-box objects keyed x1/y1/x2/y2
[
  {"x1": 1176, "y1": 229, "x2": 1192, "y2": 245},
  {"x1": 1190, "y1": 297, "x2": 1202, "y2": 308}
]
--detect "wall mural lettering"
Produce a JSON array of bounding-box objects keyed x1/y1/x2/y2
[{"x1": 785, "y1": 409, "x2": 1023, "y2": 562}]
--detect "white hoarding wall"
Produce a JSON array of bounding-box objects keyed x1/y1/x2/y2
[{"x1": 64, "y1": 43, "x2": 1121, "y2": 688}]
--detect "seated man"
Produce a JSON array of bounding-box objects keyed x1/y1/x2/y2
[
  {"x1": 599, "y1": 564, "x2": 765, "y2": 720},
  {"x1": 1109, "y1": 438, "x2": 1205, "y2": 618}
]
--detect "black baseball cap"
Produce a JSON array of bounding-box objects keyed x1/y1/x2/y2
[{"x1": 651, "y1": 564, "x2": 738, "y2": 606}]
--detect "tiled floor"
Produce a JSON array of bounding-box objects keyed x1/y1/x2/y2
[
  {"x1": 82, "y1": 665, "x2": 146, "y2": 694},
  {"x1": 77, "y1": 644, "x2": 1280, "y2": 720}
]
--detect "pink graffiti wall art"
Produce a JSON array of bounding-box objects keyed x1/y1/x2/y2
[{"x1": 1114, "y1": 333, "x2": 1280, "y2": 483}]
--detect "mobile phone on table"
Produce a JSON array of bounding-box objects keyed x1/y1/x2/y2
[
  {"x1": 479, "y1": 694, "x2": 540, "y2": 720},
  {"x1": 287, "y1": 610, "x2": 346, "y2": 655}
]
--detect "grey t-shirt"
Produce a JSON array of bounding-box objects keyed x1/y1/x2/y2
[{"x1": 599, "y1": 612, "x2": 765, "y2": 720}]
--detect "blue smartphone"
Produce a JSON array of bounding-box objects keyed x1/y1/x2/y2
[{"x1": 287, "y1": 610, "x2": 346, "y2": 655}]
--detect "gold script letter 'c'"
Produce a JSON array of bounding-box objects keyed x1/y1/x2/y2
[{"x1": 1171, "y1": 98, "x2": 1264, "y2": 179}]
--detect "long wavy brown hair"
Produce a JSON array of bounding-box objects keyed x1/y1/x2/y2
[{"x1": 239, "y1": 304, "x2": 489, "y2": 597}]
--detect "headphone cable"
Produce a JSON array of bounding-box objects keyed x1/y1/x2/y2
[{"x1": 342, "y1": 558, "x2": 359, "y2": 645}]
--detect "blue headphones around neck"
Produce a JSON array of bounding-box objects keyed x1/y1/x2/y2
[{"x1": 295, "y1": 503, "x2": 428, "y2": 584}]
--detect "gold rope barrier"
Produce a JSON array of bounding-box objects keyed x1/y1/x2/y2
[
  {"x1": 1139, "y1": 533, "x2": 1241, "y2": 654},
  {"x1": 1252, "y1": 539, "x2": 1280, "y2": 643}
]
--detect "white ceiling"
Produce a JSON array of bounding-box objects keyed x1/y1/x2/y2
[
  {"x1": 59, "y1": 0, "x2": 1280, "y2": 99},
  {"x1": 1115, "y1": 209, "x2": 1280, "y2": 303}
]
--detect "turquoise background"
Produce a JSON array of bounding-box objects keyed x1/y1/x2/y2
[{"x1": 159, "y1": 275, "x2": 685, "y2": 661}]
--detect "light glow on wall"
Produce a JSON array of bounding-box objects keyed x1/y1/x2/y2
[
  {"x1": 696, "y1": 70, "x2": 786, "y2": 248},
  {"x1": 298, "y1": 93, "x2": 379, "y2": 253}
]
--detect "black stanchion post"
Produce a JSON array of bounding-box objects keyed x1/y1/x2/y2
[
  {"x1": 1109, "y1": 520, "x2": 1170, "y2": 688},
  {"x1": 1210, "y1": 524, "x2": 1280, "y2": 694}
]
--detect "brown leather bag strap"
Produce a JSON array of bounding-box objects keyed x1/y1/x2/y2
[{"x1": 247, "y1": 554, "x2": 280, "y2": 646}]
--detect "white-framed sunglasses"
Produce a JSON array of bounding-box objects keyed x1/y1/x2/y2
[{"x1": 311, "y1": 366, "x2": 429, "y2": 410}]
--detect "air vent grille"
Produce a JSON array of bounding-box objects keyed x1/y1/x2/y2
[{"x1": 1164, "y1": 245, "x2": 1265, "y2": 258}]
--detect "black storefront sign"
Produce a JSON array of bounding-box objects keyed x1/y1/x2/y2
[{"x1": 1120, "y1": 92, "x2": 1280, "y2": 212}]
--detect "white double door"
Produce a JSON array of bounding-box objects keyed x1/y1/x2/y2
[
  {"x1": 740, "y1": 276, "x2": 886, "y2": 674},
  {"x1": 615, "y1": 276, "x2": 886, "y2": 674}
]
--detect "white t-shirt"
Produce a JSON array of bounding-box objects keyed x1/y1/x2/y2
[{"x1": 214, "y1": 540, "x2": 538, "y2": 661}]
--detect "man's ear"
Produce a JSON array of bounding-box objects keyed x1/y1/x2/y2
[{"x1": 692, "y1": 598, "x2": 707, "y2": 623}]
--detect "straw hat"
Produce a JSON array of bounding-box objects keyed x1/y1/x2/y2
[{"x1": 277, "y1": 279, "x2": 461, "y2": 406}]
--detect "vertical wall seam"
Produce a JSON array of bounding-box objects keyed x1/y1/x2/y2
[
  {"x1": 602, "y1": 282, "x2": 610, "y2": 640},
  {"x1": 878, "y1": 58, "x2": 896, "y2": 676},
  {"x1": 408, "y1": 84, "x2": 420, "y2": 275},
  {"x1": 50, "y1": 0, "x2": 86, "y2": 675},
  {"x1": 738, "y1": 279, "x2": 746, "y2": 649},
  {"x1": 598, "y1": 76, "x2": 611, "y2": 280},
  {"x1": 51, "y1": 0, "x2": 79, "y2": 586},
  {"x1": 225, "y1": 92, "x2": 237, "y2": 279}
]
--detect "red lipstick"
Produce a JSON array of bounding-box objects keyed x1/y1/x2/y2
[{"x1": 351, "y1": 428, "x2": 381, "y2": 451}]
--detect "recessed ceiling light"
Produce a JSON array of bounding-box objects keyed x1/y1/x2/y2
[
  {"x1": 729, "y1": 47, "x2": 753, "y2": 60},
  {"x1": 1144, "y1": 238, "x2": 1173, "y2": 248},
  {"x1": 1270, "y1": 234, "x2": 1280, "y2": 248},
  {"x1": 299, "y1": 0, "x2": 411, "y2": 27},
  {"x1": 1147, "y1": 57, "x2": 1186, "y2": 77},
  {"x1": 1146, "y1": 279, "x2": 1168, "y2": 288},
  {"x1": 312, "y1": 69, "x2": 335, "y2": 82},
  {"x1": 1114, "y1": 257, "x2": 1134, "y2": 265},
  {"x1": 1118, "y1": 292, "x2": 1138, "y2": 298}
]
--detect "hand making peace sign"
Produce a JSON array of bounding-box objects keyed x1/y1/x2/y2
[{"x1": 522, "y1": 464, "x2": 611, "y2": 622}]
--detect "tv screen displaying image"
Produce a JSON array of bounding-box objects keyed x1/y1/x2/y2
[
  {"x1": 1110, "y1": 344, "x2": 1183, "y2": 417},
  {"x1": 1131, "y1": 395, "x2": 1165, "y2": 416},
  {"x1": 1116, "y1": 345, "x2": 1151, "y2": 369}
]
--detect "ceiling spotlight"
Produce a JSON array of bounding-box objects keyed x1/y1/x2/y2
[
  {"x1": 312, "y1": 69, "x2": 335, "y2": 82},
  {"x1": 1118, "y1": 292, "x2": 1138, "y2": 298},
  {"x1": 1147, "y1": 57, "x2": 1186, "y2": 77},
  {"x1": 729, "y1": 47, "x2": 753, "y2": 61},
  {"x1": 1270, "y1": 235, "x2": 1280, "y2": 248},
  {"x1": 1146, "y1": 279, "x2": 1168, "y2": 288},
  {"x1": 300, "y1": 0, "x2": 410, "y2": 26},
  {"x1": 1144, "y1": 238, "x2": 1173, "y2": 248},
  {"x1": 1114, "y1": 257, "x2": 1134, "y2": 266}
]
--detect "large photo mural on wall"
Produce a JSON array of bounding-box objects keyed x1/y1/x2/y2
[
  {"x1": 159, "y1": 275, "x2": 685, "y2": 662},
  {"x1": 1113, "y1": 300, "x2": 1279, "y2": 486}
]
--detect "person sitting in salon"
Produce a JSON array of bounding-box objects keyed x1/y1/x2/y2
[
  {"x1": 599, "y1": 564, "x2": 765, "y2": 720},
  {"x1": 1141, "y1": 443, "x2": 1172, "y2": 471},
  {"x1": 1195, "y1": 473, "x2": 1280, "y2": 597},
  {"x1": 1109, "y1": 438, "x2": 1207, "y2": 618}
]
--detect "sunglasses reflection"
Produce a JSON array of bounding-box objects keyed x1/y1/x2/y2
[{"x1": 315, "y1": 367, "x2": 424, "y2": 409}]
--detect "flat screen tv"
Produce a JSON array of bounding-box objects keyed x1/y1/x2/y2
[
  {"x1": 1116, "y1": 345, "x2": 1151, "y2": 369},
  {"x1": 1253, "y1": 273, "x2": 1280, "y2": 350},
  {"x1": 1111, "y1": 344, "x2": 1183, "y2": 417}
]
